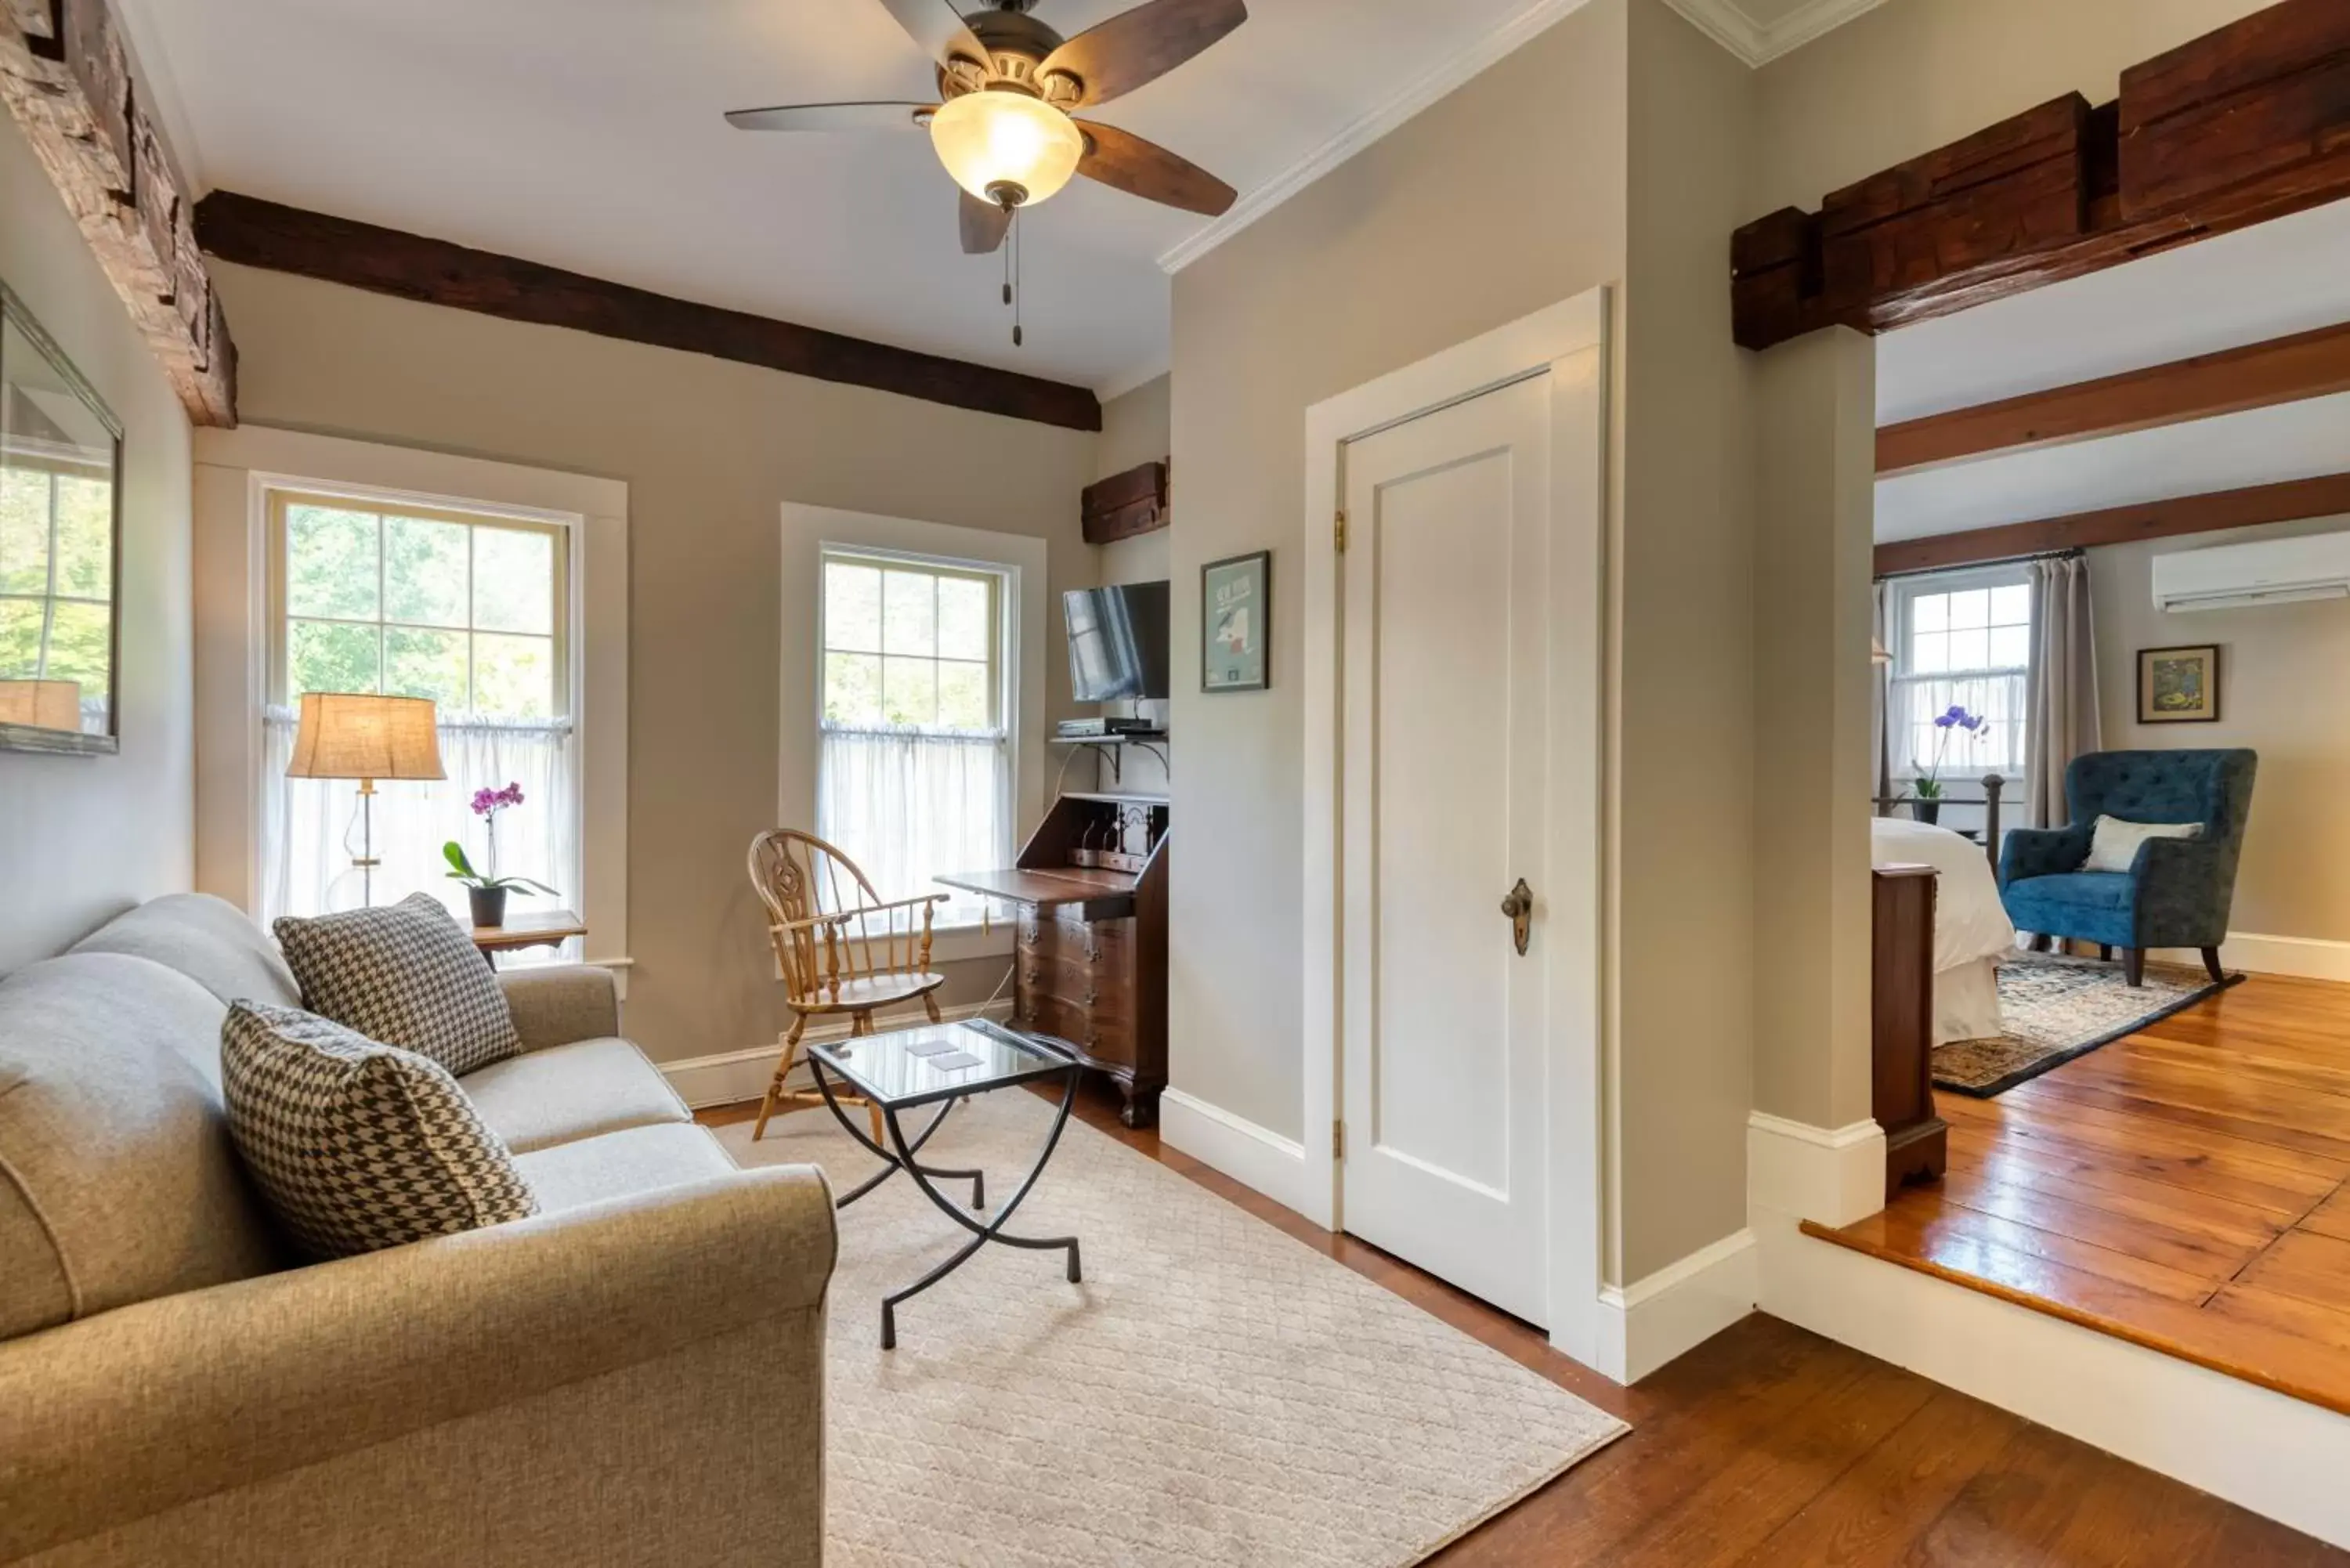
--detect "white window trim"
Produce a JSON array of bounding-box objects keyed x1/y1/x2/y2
[
  {"x1": 781, "y1": 504, "x2": 1048, "y2": 966},
  {"x1": 1885, "y1": 561, "x2": 2033, "y2": 782},
  {"x1": 193, "y1": 427, "x2": 629, "y2": 990}
]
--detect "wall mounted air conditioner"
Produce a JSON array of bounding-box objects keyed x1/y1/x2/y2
[{"x1": 2150, "y1": 529, "x2": 2350, "y2": 613}]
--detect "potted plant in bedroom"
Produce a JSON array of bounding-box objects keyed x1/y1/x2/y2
[
  {"x1": 443, "y1": 782, "x2": 558, "y2": 927},
  {"x1": 1910, "y1": 705, "x2": 1987, "y2": 826}
]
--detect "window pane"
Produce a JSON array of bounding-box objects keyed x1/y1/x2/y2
[
  {"x1": 1947, "y1": 628, "x2": 1989, "y2": 670},
  {"x1": 1910, "y1": 630, "x2": 1949, "y2": 674},
  {"x1": 1990, "y1": 583, "x2": 2030, "y2": 625},
  {"x1": 473, "y1": 632, "x2": 554, "y2": 718},
  {"x1": 882, "y1": 571, "x2": 936, "y2": 656},
  {"x1": 385, "y1": 627, "x2": 468, "y2": 710},
  {"x1": 288, "y1": 618, "x2": 380, "y2": 697},
  {"x1": 880, "y1": 655, "x2": 937, "y2": 725},
  {"x1": 1947, "y1": 588, "x2": 1990, "y2": 630},
  {"x1": 1911, "y1": 593, "x2": 1947, "y2": 634},
  {"x1": 384, "y1": 515, "x2": 469, "y2": 627},
  {"x1": 825, "y1": 652, "x2": 882, "y2": 725},
  {"x1": 0, "y1": 470, "x2": 45, "y2": 594},
  {"x1": 44, "y1": 601, "x2": 109, "y2": 687},
  {"x1": 938, "y1": 576, "x2": 991, "y2": 662},
  {"x1": 473, "y1": 526, "x2": 554, "y2": 635},
  {"x1": 0, "y1": 598, "x2": 42, "y2": 676},
  {"x1": 52, "y1": 477, "x2": 110, "y2": 601},
  {"x1": 286, "y1": 505, "x2": 380, "y2": 620},
  {"x1": 825, "y1": 562, "x2": 883, "y2": 652},
  {"x1": 1990, "y1": 625, "x2": 2030, "y2": 669},
  {"x1": 938, "y1": 661, "x2": 990, "y2": 728}
]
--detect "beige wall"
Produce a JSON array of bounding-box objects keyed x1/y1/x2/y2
[
  {"x1": 2090, "y1": 516, "x2": 2350, "y2": 946},
  {"x1": 1166, "y1": 0, "x2": 1629, "y2": 1164},
  {"x1": 208, "y1": 260, "x2": 1096, "y2": 1064},
  {"x1": 0, "y1": 113, "x2": 195, "y2": 974}
]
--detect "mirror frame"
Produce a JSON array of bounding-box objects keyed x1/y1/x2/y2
[{"x1": 0, "y1": 279, "x2": 126, "y2": 757}]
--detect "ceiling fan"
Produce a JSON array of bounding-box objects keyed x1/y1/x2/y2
[{"x1": 725, "y1": 0, "x2": 1246, "y2": 262}]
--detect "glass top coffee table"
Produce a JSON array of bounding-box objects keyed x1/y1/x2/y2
[{"x1": 807, "y1": 1018, "x2": 1084, "y2": 1350}]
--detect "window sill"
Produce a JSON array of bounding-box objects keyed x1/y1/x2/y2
[{"x1": 929, "y1": 923, "x2": 1015, "y2": 966}]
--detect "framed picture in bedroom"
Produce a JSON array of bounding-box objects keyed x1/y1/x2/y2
[
  {"x1": 1201, "y1": 550, "x2": 1270, "y2": 692},
  {"x1": 2138, "y1": 644, "x2": 2220, "y2": 724}
]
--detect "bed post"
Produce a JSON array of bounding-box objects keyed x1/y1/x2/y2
[{"x1": 1981, "y1": 774, "x2": 2004, "y2": 873}]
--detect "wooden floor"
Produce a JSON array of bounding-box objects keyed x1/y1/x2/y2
[
  {"x1": 703, "y1": 1078, "x2": 2343, "y2": 1563},
  {"x1": 1816, "y1": 970, "x2": 2350, "y2": 1422}
]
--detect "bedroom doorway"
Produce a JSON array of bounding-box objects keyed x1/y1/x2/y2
[{"x1": 1302, "y1": 291, "x2": 1607, "y2": 1358}]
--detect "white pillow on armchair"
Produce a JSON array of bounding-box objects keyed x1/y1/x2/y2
[{"x1": 2084, "y1": 815, "x2": 2203, "y2": 874}]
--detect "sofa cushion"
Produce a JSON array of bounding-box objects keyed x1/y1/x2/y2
[
  {"x1": 2008, "y1": 871, "x2": 2136, "y2": 912},
  {"x1": 512, "y1": 1122, "x2": 740, "y2": 1212},
  {"x1": 70, "y1": 891, "x2": 302, "y2": 1010},
  {"x1": 0, "y1": 955, "x2": 282, "y2": 1342},
  {"x1": 274, "y1": 894, "x2": 521, "y2": 1075},
  {"x1": 222, "y1": 1002, "x2": 539, "y2": 1259},
  {"x1": 460, "y1": 1037, "x2": 692, "y2": 1154}
]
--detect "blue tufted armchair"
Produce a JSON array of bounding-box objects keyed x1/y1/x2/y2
[{"x1": 1998, "y1": 749, "x2": 2258, "y2": 987}]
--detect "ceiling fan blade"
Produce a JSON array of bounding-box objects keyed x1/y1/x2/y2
[
  {"x1": 874, "y1": 0, "x2": 992, "y2": 71},
  {"x1": 1077, "y1": 121, "x2": 1237, "y2": 216},
  {"x1": 960, "y1": 191, "x2": 1013, "y2": 254},
  {"x1": 725, "y1": 101, "x2": 936, "y2": 132},
  {"x1": 1038, "y1": 0, "x2": 1247, "y2": 107}
]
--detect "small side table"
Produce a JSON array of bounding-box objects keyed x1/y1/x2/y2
[{"x1": 468, "y1": 908, "x2": 586, "y2": 968}]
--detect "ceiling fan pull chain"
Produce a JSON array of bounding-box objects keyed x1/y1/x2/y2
[{"x1": 1012, "y1": 207, "x2": 1025, "y2": 349}]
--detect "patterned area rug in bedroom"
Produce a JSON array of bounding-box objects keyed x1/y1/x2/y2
[
  {"x1": 721, "y1": 1093, "x2": 1626, "y2": 1567},
  {"x1": 1933, "y1": 952, "x2": 2243, "y2": 1097}
]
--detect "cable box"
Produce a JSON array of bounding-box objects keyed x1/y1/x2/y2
[{"x1": 1056, "y1": 717, "x2": 1158, "y2": 738}]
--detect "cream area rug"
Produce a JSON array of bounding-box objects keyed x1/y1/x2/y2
[
  {"x1": 721, "y1": 1093, "x2": 1626, "y2": 1567},
  {"x1": 1932, "y1": 951, "x2": 2243, "y2": 1098}
]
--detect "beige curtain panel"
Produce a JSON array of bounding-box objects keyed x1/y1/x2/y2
[{"x1": 2025, "y1": 555, "x2": 2102, "y2": 830}]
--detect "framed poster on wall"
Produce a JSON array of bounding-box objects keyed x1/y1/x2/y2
[{"x1": 1201, "y1": 550, "x2": 1270, "y2": 692}]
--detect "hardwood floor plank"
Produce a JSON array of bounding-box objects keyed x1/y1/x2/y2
[
  {"x1": 2205, "y1": 1283, "x2": 2350, "y2": 1357},
  {"x1": 1871, "y1": 1189, "x2": 2226, "y2": 1299},
  {"x1": 1952, "y1": 1124, "x2": 2325, "y2": 1218},
  {"x1": 1943, "y1": 1139, "x2": 2289, "y2": 1248},
  {"x1": 1889, "y1": 1422, "x2": 2145, "y2": 1566},
  {"x1": 2301, "y1": 1185, "x2": 2350, "y2": 1245},
  {"x1": 1929, "y1": 1169, "x2": 2266, "y2": 1285},
  {"x1": 1946, "y1": 1093, "x2": 2350, "y2": 1187},
  {"x1": 2239, "y1": 1230, "x2": 2350, "y2": 1309},
  {"x1": 2014, "y1": 1071, "x2": 2350, "y2": 1163}
]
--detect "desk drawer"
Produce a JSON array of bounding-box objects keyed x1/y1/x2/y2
[
  {"x1": 1023, "y1": 992, "x2": 1137, "y2": 1069},
  {"x1": 1018, "y1": 911, "x2": 1134, "y2": 973}
]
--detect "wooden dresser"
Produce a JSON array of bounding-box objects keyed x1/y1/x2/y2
[{"x1": 938, "y1": 793, "x2": 1169, "y2": 1126}]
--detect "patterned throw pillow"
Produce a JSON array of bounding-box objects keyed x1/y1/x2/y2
[
  {"x1": 274, "y1": 893, "x2": 521, "y2": 1075},
  {"x1": 221, "y1": 1001, "x2": 538, "y2": 1259}
]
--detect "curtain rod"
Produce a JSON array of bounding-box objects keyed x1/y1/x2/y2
[{"x1": 1875, "y1": 545, "x2": 2085, "y2": 583}]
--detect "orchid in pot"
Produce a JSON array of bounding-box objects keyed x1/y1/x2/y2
[
  {"x1": 1910, "y1": 705, "x2": 1987, "y2": 826},
  {"x1": 444, "y1": 782, "x2": 557, "y2": 928}
]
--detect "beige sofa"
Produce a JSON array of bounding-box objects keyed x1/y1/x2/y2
[{"x1": 0, "y1": 894, "x2": 833, "y2": 1568}]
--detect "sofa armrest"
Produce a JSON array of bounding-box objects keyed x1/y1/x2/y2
[
  {"x1": 0, "y1": 1165, "x2": 834, "y2": 1563},
  {"x1": 1999, "y1": 825, "x2": 2089, "y2": 888},
  {"x1": 500, "y1": 963, "x2": 621, "y2": 1050}
]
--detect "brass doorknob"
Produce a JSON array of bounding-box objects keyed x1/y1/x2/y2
[{"x1": 1500, "y1": 878, "x2": 1533, "y2": 956}]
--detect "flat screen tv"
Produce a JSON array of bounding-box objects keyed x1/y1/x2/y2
[{"x1": 1065, "y1": 581, "x2": 1171, "y2": 702}]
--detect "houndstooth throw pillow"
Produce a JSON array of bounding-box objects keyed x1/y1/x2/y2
[
  {"x1": 221, "y1": 1001, "x2": 538, "y2": 1259},
  {"x1": 274, "y1": 893, "x2": 521, "y2": 1075}
]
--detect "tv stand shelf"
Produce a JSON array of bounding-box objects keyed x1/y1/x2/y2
[{"x1": 1047, "y1": 731, "x2": 1167, "y2": 787}]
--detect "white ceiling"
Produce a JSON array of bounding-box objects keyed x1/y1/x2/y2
[
  {"x1": 1873, "y1": 198, "x2": 2350, "y2": 544},
  {"x1": 118, "y1": 0, "x2": 1617, "y2": 397}
]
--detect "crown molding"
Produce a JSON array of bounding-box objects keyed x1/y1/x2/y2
[
  {"x1": 1662, "y1": 0, "x2": 1889, "y2": 67},
  {"x1": 1157, "y1": 0, "x2": 1599, "y2": 276}
]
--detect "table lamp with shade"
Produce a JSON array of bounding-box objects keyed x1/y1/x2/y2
[{"x1": 286, "y1": 693, "x2": 444, "y2": 908}]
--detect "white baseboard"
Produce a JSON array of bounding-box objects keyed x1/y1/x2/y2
[
  {"x1": 1756, "y1": 1214, "x2": 2350, "y2": 1548},
  {"x1": 1159, "y1": 1088, "x2": 1312, "y2": 1217},
  {"x1": 1748, "y1": 1111, "x2": 1885, "y2": 1228},
  {"x1": 658, "y1": 999, "x2": 1014, "y2": 1110},
  {"x1": 1589, "y1": 1228, "x2": 1757, "y2": 1383},
  {"x1": 2205, "y1": 934, "x2": 2350, "y2": 984}
]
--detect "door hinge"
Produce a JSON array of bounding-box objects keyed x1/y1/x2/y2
[
  {"x1": 1333, "y1": 1118, "x2": 1347, "y2": 1159},
  {"x1": 1334, "y1": 509, "x2": 1348, "y2": 552}
]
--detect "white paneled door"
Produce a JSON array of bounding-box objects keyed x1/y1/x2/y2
[{"x1": 1340, "y1": 373, "x2": 1561, "y2": 1328}]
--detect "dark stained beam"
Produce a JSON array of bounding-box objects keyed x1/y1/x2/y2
[
  {"x1": 1735, "y1": 0, "x2": 2350, "y2": 355},
  {"x1": 1874, "y1": 472, "x2": 2350, "y2": 577},
  {"x1": 1878, "y1": 321, "x2": 2350, "y2": 476},
  {"x1": 1081, "y1": 459, "x2": 1168, "y2": 544},
  {"x1": 193, "y1": 191, "x2": 1102, "y2": 434}
]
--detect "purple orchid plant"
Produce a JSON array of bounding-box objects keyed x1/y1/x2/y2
[
  {"x1": 1912, "y1": 705, "x2": 1987, "y2": 800},
  {"x1": 443, "y1": 782, "x2": 559, "y2": 895}
]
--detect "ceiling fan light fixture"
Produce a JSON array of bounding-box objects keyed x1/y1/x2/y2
[{"x1": 929, "y1": 89, "x2": 1084, "y2": 210}]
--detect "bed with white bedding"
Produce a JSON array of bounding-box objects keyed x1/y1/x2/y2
[{"x1": 1871, "y1": 817, "x2": 2016, "y2": 1045}]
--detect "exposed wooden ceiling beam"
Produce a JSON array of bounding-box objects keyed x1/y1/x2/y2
[
  {"x1": 193, "y1": 192, "x2": 1103, "y2": 434},
  {"x1": 1874, "y1": 471, "x2": 2350, "y2": 577},
  {"x1": 1734, "y1": 0, "x2": 2350, "y2": 355},
  {"x1": 1878, "y1": 320, "x2": 2350, "y2": 476},
  {"x1": 0, "y1": 0, "x2": 236, "y2": 425}
]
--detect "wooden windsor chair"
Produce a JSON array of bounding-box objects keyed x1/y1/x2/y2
[{"x1": 747, "y1": 829, "x2": 952, "y2": 1141}]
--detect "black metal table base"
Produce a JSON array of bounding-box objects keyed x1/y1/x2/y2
[{"x1": 812, "y1": 1057, "x2": 1083, "y2": 1350}]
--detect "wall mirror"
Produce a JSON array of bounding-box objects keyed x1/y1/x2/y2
[{"x1": 0, "y1": 281, "x2": 123, "y2": 756}]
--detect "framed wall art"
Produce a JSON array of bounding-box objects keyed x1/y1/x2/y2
[
  {"x1": 2138, "y1": 644, "x2": 2220, "y2": 724},
  {"x1": 1201, "y1": 550, "x2": 1269, "y2": 692}
]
